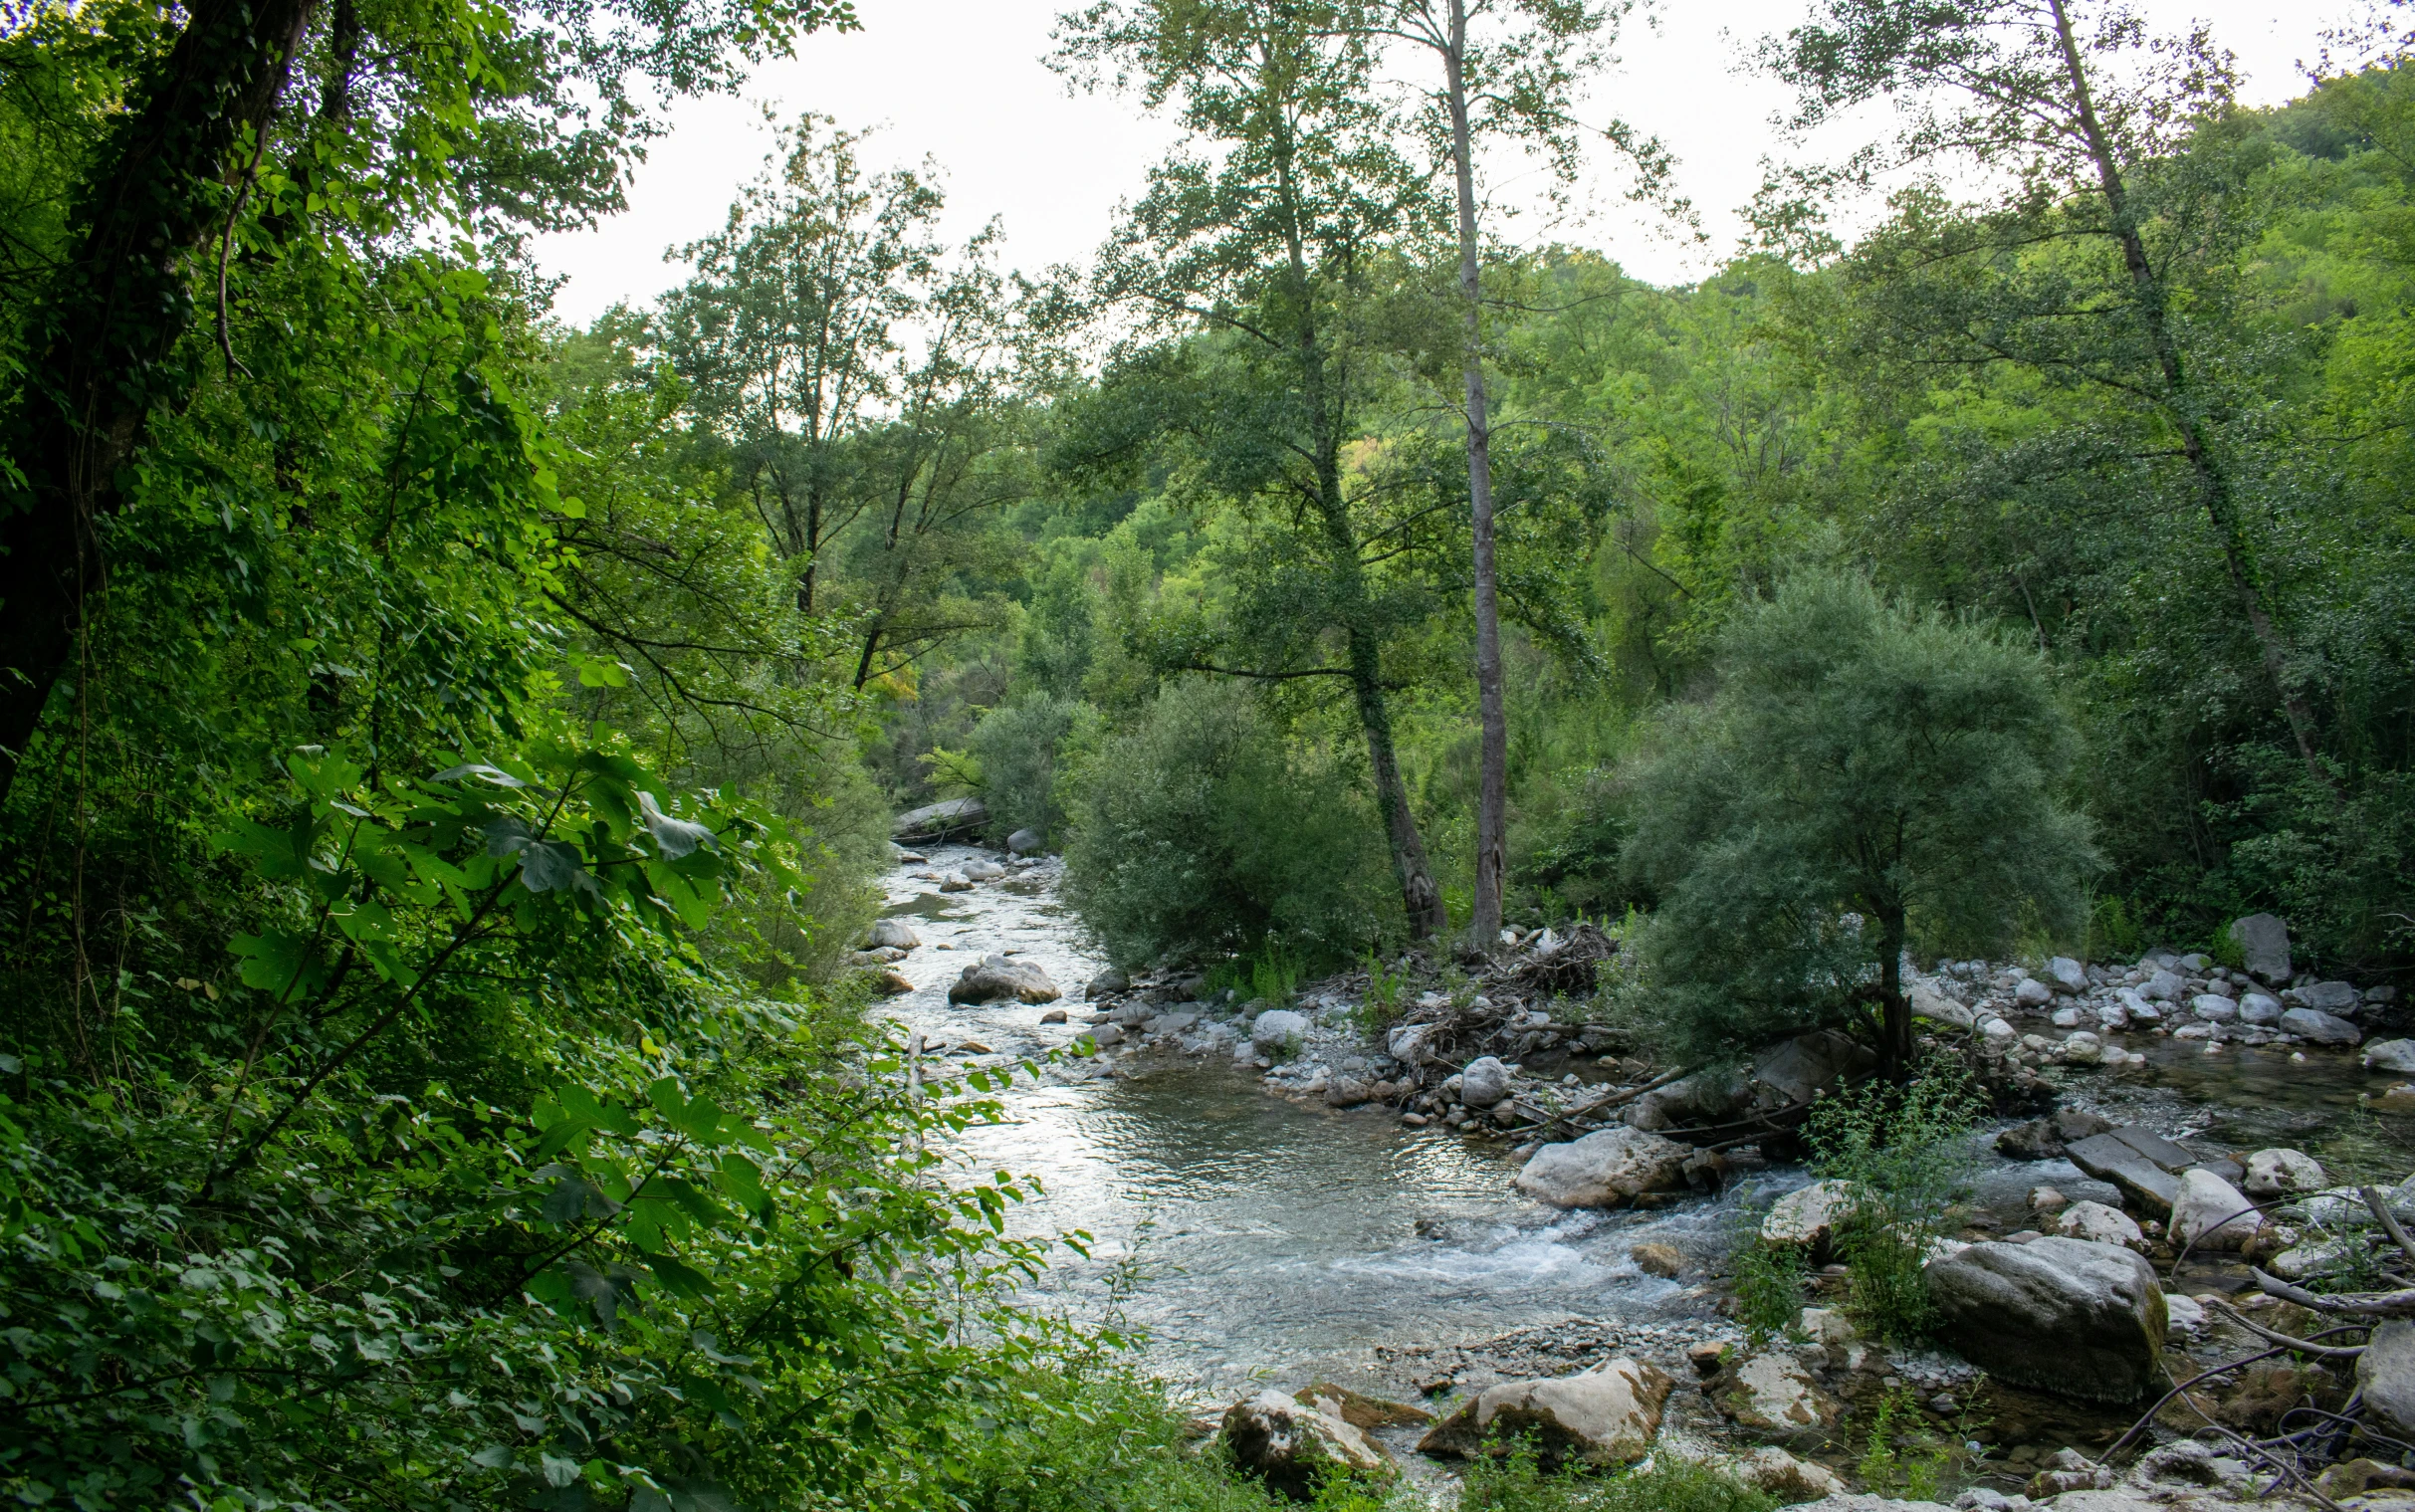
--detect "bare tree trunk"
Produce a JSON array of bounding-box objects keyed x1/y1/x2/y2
[
  {"x1": 1878, "y1": 906, "x2": 1911, "y2": 1080},
  {"x1": 1443, "y1": 0, "x2": 1509, "y2": 948},
  {"x1": 0, "y1": 0, "x2": 318, "y2": 802},
  {"x1": 2046, "y1": 0, "x2": 2335, "y2": 798}
]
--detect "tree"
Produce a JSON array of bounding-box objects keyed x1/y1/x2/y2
[
  {"x1": 1052, "y1": 0, "x2": 1454, "y2": 939},
  {"x1": 1365, "y1": 0, "x2": 1672, "y2": 945},
  {"x1": 661, "y1": 116, "x2": 937, "y2": 612},
  {"x1": 0, "y1": 0, "x2": 855, "y2": 802},
  {"x1": 1622, "y1": 572, "x2": 2092, "y2": 1076},
  {"x1": 1755, "y1": 0, "x2": 2337, "y2": 795}
]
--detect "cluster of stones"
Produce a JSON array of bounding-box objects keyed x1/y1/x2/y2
[
  {"x1": 1912, "y1": 912, "x2": 2394, "y2": 1084},
  {"x1": 1212, "y1": 1360, "x2": 1848, "y2": 1504}
]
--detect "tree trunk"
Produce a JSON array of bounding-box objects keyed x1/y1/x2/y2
[
  {"x1": 1264, "y1": 75, "x2": 1449, "y2": 943},
  {"x1": 1878, "y1": 906, "x2": 1911, "y2": 1079},
  {"x1": 0, "y1": 0, "x2": 318, "y2": 801},
  {"x1": 1443, "y1": 0, "x2": 1509, "y2": 948},
  {"x1": 2045, "y1": 0, "x2": 2335, "y2": 797}
]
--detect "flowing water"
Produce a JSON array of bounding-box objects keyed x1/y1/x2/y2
[{"x1": 872, "y1": 844, "x2": 2415, "y2": 1407}]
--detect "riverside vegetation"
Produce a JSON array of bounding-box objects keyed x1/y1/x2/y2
[{"x1": 4, "y1": 0, "x2": 2415, "y2": 1507}]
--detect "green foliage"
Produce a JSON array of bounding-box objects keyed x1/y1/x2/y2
[
  {"x1": 1807, "y1": 1068, "x2": 1983, "y2": 1344},
  {"x1": 969, "y1": 694, "x2": 1095, "y2": 846},
  {"x1": 1061, "y1": 679, "x2": 1397, "y2": 969},
  {"x1": 1855, "y1": 1383, "x2": 1992, "y2": 1502},
  {"x1": 1729, "y1": 1219, "x2": 1809, "y2": 1349},
  {"x1": 1206, "y1": 943, "x2": 1306, "y2": 1008},
  {"x1": 1353, "y1": 953, "x2": 1409, "y2": 1036},
  {"x1": 1622, "y1": 571, "x2": 2094, "y2": 1069}
]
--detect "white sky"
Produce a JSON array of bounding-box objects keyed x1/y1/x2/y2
[{"x1": 533, "y1": 0, "x2": 2353, "y2": 326}]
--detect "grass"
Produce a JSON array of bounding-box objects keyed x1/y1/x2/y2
[
  {"x1": 1353, "y1": 953, "x2": 1408, "y2": 1037},
  {"x1": 1854, "y1": 1382, "x2": 1994, "y2": 1503},
  {"x1": 1208, "y1": 943, "x2": 1307, "y2": 1007}
]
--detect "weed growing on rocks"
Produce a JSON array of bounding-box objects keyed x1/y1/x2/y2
[
  {"x1": 1727, "y1": 1208, "x2": 1809, "y2": 1347},
  {"x1": 1808, "y1": 1065, "x2": 1982, "y2": 1343}
]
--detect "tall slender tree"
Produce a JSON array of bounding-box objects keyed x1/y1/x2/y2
[
  {"x1": 660, "y1": 117, "x2": 939, "y2": 613},
  {"x1": 1756, "y1": 0, "x2": 2336, "y2": 794},
  {"x1": 1364, "y1": 0, "x2": 1670, "y2": 945},
  {"x1": 1052, "y1": 0, "x2": 1455, "y2": 940}
]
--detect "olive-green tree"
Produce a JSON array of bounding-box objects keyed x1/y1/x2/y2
[{"x1": 1622, "y1": 572, "x2": 2093, "y2": 1075}]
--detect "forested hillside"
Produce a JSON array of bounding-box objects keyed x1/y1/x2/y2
[{"x1": 2, "y1": 0, "x2": 2410, "y2": 1504}]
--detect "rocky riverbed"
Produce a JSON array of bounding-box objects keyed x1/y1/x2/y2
[{"x1": 862, "y1": 842, "x2": 2415, "y2": 1506}]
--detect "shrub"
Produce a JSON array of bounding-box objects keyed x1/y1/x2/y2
[
  {"x1": 1621, "y1": 571, "x2": 2094, "y2": 1074},
  {"x1": 1061, "y1": 679, "x2": 1396, "y2": 968},
  {"x1": 968, "y1": 693, "x2": 1099, "y2": 846},
  {"x1": 1729, "y1": 1220, "x2": 1809, "y2": 1347},
  {"x1": 1807, "y1": 1067, "x2": 1982, "y2": 1343}
]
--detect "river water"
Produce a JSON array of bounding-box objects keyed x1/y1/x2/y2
[{"x1": 874, "y1": 844, "x2": 2415, "y2": 1408}]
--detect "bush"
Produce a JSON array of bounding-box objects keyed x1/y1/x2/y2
[
  {"x1": 1061, "y1": 679, "x2": 1397, "y2": 969},
  {"x1": 1806, "y1": 1066, "x2": 1982, "y2": 1343},
  {"x1": 1621, "y1": 571, "x2": 2093, "y2": 1073},
  {"x1": 1729, "y1": 1221, "x2": 1809, "y2": 1347},
  {"x1": 968, "y1": 694, "x2": 1099, "y2": 846}
]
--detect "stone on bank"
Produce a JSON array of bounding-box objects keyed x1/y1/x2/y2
[
  {"x1": 1218, "y1": 1391, "x2": 1392, "y2": 1500},
  {"x1": 1416, "y1": 1358, "x2": 1673, "y2": 1467}
]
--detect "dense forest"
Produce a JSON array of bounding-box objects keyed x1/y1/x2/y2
[{"x1": 3, "y1": 0, "x2": 2412, "y2": 1504}]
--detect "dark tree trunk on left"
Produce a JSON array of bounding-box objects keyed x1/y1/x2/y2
[{"x1": 0, "y1": 0, "x2": 317, "y2": 798}]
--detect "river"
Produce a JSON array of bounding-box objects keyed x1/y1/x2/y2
[{"x1": 873, "y1": 843, "x2": 2415, "y2": 1413}]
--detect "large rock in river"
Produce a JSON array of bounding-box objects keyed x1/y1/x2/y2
[
  {"x1": 1760, "y1": 1179, "x2": 1859, "y2": 1256},
  {"x1": 1750, "y1": 1029, "x2": 1877, "y2": 1107},
  {"x1": 946, "y1": 954, "x2": 1061, "y2": 1004},
  {"x1": 2282, "y1": 1006, "x2": 2361, "y2": 1045},
  {"x1": 1458, "y1": 1055, "x2": 1511, "y2": 1107},
  {"x1": 1219, "y1": 1390, "x2": 1391, "y2": 1499},
  {"x1": 1416, "y1": 1359, "x2": 1672, "y2": 1467},
  {"x1": 892, "y1": 796, "x2": 988, "y2": 842},
  {"x1": 1514, "y1": 1127, "x2": 1692, "y2": 1209},
  {"x1": 2167, "y1": 1168, "x2": 2262, "y2": 1251},
  {"x1": 1715, "y1": 1352, "x2": 1843, "y2": 1443},
  {"x1": 1925, "y1": 1236, "x2": 2167, "y2": 1403}
]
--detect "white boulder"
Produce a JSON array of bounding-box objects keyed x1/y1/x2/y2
[
  {"x1": 1415, "y1": 1359, "x2": 1672, "y2": 1467},
  {"x1": 2167, "y1": 1168, "x2": 2263, "y2": 1250},
  {"x1": 1514, "y1": 1127, "x2": 1693, "y2": 1209},
  {"x1": 2242, "y1": 1148, "x2": 2327, "y2": 1200},
  {"x1": 2057, "y1": 1200, "x2": 2144, "y2": 1249}
]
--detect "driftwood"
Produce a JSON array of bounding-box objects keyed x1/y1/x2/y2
[{"x1": 2253, "y1": 1267, "x2": 2415, "y2": 1316}]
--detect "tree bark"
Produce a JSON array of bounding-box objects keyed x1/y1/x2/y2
[
  {"x1": 1443, "y1": 0, "x2": 1509, "y2": 948},
  {"x1": 2045, "y1": 0, "x2": 2335, "y2": 797},
  {"x1": 0, "y1": 0, "x2": 318, "y2": 800},
  {"x1": 1877, "y1": 905, "x2": 1911, "y2": 1079}
]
